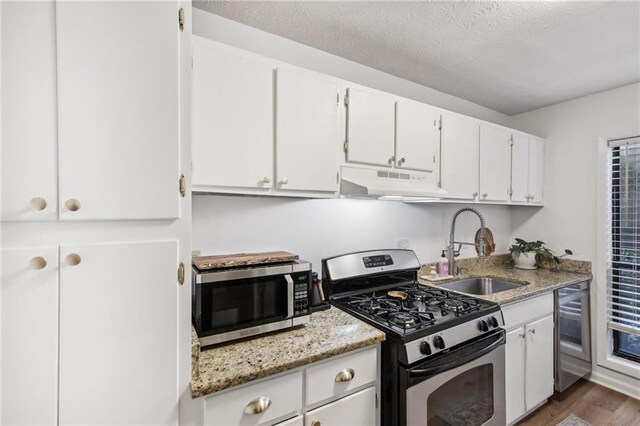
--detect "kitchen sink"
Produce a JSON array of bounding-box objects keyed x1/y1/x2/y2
[{"x1": 438, "y1": 277, "x2": 524, "y2": 295}]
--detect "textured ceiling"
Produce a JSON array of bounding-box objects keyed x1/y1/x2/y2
[{"x1": 195, "y1": 0, "x2": 640, "y2": 115}]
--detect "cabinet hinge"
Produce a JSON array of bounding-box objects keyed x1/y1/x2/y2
[
  {"x1": 509, "y1": 187, "x2": 513, "y2": 196},
  {"x1": 343, "y1": 141, "x2": 349, "y2": 153},
  {"x1": 336, "y1": 93, "x2": 340, "y2": 105},
  {"x1": 179, "y1": 174, "x2": 186, "y2": 197},
  {"x1": 178, "y1": 8, "x2": 185, "y2": 32},
  {"x1": 336, "y1": 171, "x2": 339, "y2": 184},
  {"x1": 375, "y1": 393, "x2": 379, "y2": 409},
  {"x1": 344, "y1": 94, "x2": 349, "y2": 107},
  {"x1": 437, "y1": 119, "x2": 442, "y2": 130},
  {"x1": 178, "y1": 262, "x2": 185, "y2": 286},
  {"x1": 510, "y1": 134, "x2": 514, "y2": 146},
  {"x1": 438, "y1": 181, "x2": 442, "y2": 189}
]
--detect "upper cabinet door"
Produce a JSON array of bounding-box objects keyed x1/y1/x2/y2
[
  {"x1": 346, "y1": 86, "x2": 395, "y2": 167},
  {"x1": 440, "y1": 113, "x2": 480, "y2": 200},
  {"x1": 395, "y1": 99, "x2": 440, "y2": 173},
  {"x1": 59, "y1": 240, "x2": 178, "y2": 425},
  {"x1": 56, "y1": 2, "x2": 180, "y2": 221},
  {"x1": 528, "y1": 137, "x2": 545, "y2": 204},
  {"x1": 1, "y1": 1, "x2": 58, "y2": 221},
  {"x1": 511, "y1": 134, "x2": 529, "y2": 202},
  {"x1": 479, "y1": 125, "x2": 511, "y2": 202},
  {"x1": 1, "y1": 247, "x2": 59, "y2": 426},
  {"x1": 276, "y1": 67, "x2": 339, "y2": 192},
  {"x1": 192, "y1": 38, "x2": 274, "y2": 190}
]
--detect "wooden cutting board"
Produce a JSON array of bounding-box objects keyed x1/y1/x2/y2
[
  {"x1": 193, "y1": 251, "x2": 299, "y2": 271},
  {"x1": 475, "y1": 227, "x2": 496, "y2": 256}
]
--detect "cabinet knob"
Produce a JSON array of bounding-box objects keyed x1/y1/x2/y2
[
  {"x1": 243, "y1": 397, "x2": 271, "y2": 415},
  {"x1": 280, "y1": 177, "x2": 289, "y2": 185},
  {"x1": 65, "y1": 253, "x2": 82, "y2": 266},
  {"x1": 29, "y1": 256, "x2": 47, "y2": 270},
  {"x1": 262, "y1": 176, "x2": 271, "y2": 184},
  {"x1": 519, "y1": 333, "x2": 526, "y2": 339},
  {"x1": 530, "y1": 195, "x2": 535, "y2": 200},
  {"x1": 311, "y1": 421, "x2": 321, "y2": 426},
  {"x1": 30, "y1": 197, "x2": 47, "y2": 211},
  {"x1": 388, "y1": 156, "x2": 395, "y2": 165},
  {"x1": 398, "y1": 157, "x2": 406, "y2": 166},
  {"x1": 65, "y1": 199, "x2": 81, "y2": 212},
  {"x1": 482, "y1": 193, "x2": 488, "y2": 199},
  {"x1": 529, "y1": 328, "x2": 536, "y2": 334},
  {"x1": 472, "y1": 192, "x2": 478, "y2": 198},
  {"x1": 335, "y1": 368, "x2": 355, "y2": 382}
]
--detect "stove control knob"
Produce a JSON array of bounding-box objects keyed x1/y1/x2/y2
[
  {"x1": 478, "y1": 320, "x2": 489, "y2": 332},
  {"x1": 489, "y1": 316, "x2": 499, "y2": 328},
  {"x1": 419, "y1": 341, "x2": 432, "y2": 355},
  {"x1": 433, "y1": 335, "x2": 445, "y2": 350}
]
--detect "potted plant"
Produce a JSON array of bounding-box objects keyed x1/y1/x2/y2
[{"x1": 509, "y1": 238, "x2": 573, "y2": 270}]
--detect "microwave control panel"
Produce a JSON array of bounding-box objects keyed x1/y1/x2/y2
[{"x1": 293, "y1": 271, "x2": 310, "y2": 315}]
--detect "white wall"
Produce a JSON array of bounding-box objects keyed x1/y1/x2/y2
[
  {"x1": 508, "y1": 82, "x2": 640, "y2": 397},
  {"x1": 192, "y1": 8, "x2": 509, "y2": 125},
  {"x1": 193, "y1": 195, "x2": 511, "y2": 274}
]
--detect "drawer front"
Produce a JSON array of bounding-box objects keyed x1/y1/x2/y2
[
  {"x1": 305, "y1": 386, "x2": 376, "y2": 426},
  {"x1": 502, "y1": 293, "x2": 553, "y2": 330},
  {"x1": 204, "y1": 371, "x2": 303, "y2": 426},
  {"x1": 305, "y1": 347, "x2": 377, "y2": 405},
  {"x1": 276, "y1": 415, "x2": 303, "y2": 426}
]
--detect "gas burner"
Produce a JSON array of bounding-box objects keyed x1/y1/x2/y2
[
  {"x1": 348, "y1": 293, "x2": 400, "y2": 314},
  {"x1": 389, "y1": 312, "x2": 418, "y2": 328},
  {"x1": 440, "y1": 297, "x2": 480, "y2": 315}
]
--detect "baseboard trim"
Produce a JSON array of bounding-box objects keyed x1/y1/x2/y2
[{"x1": 588, "y1": 370, "x2": 640, "y2": 399}]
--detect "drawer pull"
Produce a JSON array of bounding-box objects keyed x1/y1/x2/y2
[
  {"x1": 29, "y1": 256, "x2": 47, "y2": 270},
  {"x1": 335, "y1": 368, "x2": 355, "y2": 382},
  {"x1": 311, "y1": 421, "x2": 321, "y2": 426},
  {"x1": 30, "y1": 197, "x2": 47, "y2": 211},
  {"x1": 243, "y1": 396, "x2": 271, "y2": 415}
]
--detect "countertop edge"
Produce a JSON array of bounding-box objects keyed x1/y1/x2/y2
[
  {"x1": 190, "y1": 333, "x2": 385, "y2": 398},
  {"x1": 496, "y1": 273, "x2": 593, "y2": 305}
]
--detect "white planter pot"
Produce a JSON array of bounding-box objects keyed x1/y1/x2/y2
[{"x1": 513, "y1": 252, "x2": 538, "y2": 270}]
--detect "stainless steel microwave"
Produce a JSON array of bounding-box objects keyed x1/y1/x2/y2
[{"x1": 192, "y1": 260, "x2": 312, "y2": 347}]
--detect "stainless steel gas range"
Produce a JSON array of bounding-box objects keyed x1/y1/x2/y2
[{"x1": 322, "y1": 249, "x2": 506, "y2": 426}]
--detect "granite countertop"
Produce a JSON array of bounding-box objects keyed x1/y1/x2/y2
[
  {"x1": 418, "y1": 254, "x2": 592, "y2": 305},
  {"x1": 190, "y1": 306, "x2": 386, "y2": 398}
]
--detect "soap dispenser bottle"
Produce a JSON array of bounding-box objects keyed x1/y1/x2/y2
[{"x1": 438, "y1": 250, "x2": 449, "y2": 276}]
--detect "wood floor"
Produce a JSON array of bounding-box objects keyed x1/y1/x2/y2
[{"x1": 518, "y1": 379, "x2": 640, "y2": 426}]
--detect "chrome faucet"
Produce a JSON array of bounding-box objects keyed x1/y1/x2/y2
[{"x1": 447, "y1": 207, "x2": 487, "y2": 275}]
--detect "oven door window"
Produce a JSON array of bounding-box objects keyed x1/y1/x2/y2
[
  {"x1": 427, "y1": 364, "x2": 494, "y2": 426},
  {"x1": 199, "y1": 276, "x2": 287, "y2": 334}
]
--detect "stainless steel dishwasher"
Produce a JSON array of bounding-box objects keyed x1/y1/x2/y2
[{"x1": 555, "y1": 281, "x2": 591, "y2": 391}]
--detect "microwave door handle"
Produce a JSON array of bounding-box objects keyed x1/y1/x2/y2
[{"x1": 285, "y1": 274, "x2": 294, "y2": 318}]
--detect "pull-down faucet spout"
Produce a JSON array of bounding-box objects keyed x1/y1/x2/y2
[{"x1": 447, "y1": 207, "x2": 487, "y2": 275}]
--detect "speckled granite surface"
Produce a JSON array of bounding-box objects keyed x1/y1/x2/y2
[
  {"x1": 419, "y1": 254, "x2": 592, "y2": 305},
  {"x1": 190, "y1": 307, "x2": 385, "y2": 398},
  {"x1": 191, "y1": 326, "x2": 200, "y2": 380}
]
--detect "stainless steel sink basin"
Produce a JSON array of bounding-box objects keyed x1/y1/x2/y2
[{"x1": 439, "y1": 277, "x2": 524, "y2": 295}]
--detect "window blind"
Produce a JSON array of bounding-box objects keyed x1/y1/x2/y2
[{"x1": 607, "y1": 136, "x2": 640, "y2": 336}]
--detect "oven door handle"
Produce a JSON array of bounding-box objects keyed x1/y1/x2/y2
[
  {"x1": 409, "y1": 331, "x2": 505, "y2": 380},
  {"x1": 285, "y1": 274, "x2": 294, "y2": 318}
]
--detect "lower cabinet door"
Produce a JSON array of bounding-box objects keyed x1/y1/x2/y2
[
  {"x1": 305, "y1": 387, "x2": 376, "y2": 426},
  {"x1": 505, "y1": 327, "x2": 526, "y2": 424},
  {"x1": 1, "y1": 247, "x2": 59, "y2": 425},
  {"x1": 59, "y1": 240, "x2": 179, "y2": 425},
  {"x1": 525, "y1": 315, "x2": 554, "y2": 411},
  {"x1": 276, "y1": 415, "x2": 304, "y2": 426}
]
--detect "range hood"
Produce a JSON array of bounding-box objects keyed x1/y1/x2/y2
[{"x1": 340, "y1": 165, "x2": 447, "y2": 199}]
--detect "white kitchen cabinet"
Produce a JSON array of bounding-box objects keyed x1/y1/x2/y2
[
  {"x1": 59, "y1": 240, "x2": 179, "y2": 425},
  {"x1": 276, "y1": 66, "x2": 339, "y2": 193},
  {"x1": 440, "y1": 113, "x2": 480, "y2": 200},
  {"x1": 503, "y1": 295, "x2": 554, "y2": 424},
  {"x1": 511, "y1": 134, "x2": 545, "y2": 204},
  {"x1": 395, "y1": 99, "x2": 441, "y2": 173},
  {"x1": 479, "y1": 124, "x2": 511, "y2": 202},
  {"x1": 56, "y1": 1, "x2": 181, "y2": 220},
  {"x1": 528, "y1": 137, "x2": 545, "y2": 203},
  {"x1": 305, "y1": 387, "x2": 376, "y2": 426},
  {"x1": 1, "y1": 247, "x2": 59, "y2": 426},
  {"x1": 505, "y1": 328, "x2": 526, "y2": 424},
  {"x1": 1, "y1": 1, "x2": 58, "y2": 221},
  {"x1": 525, "y1": 315, "x2": 555, "y2": 410},
  {"x1": 192, "y1": 37, "x2": 274, "y2": 190},
  {"x1": 345, "y1": 86, "x2": 396, "y2": 167}
]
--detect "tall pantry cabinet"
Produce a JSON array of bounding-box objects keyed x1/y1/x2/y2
[{"x1": 1, "y1": 1, "x2": 192, "y2": 425}]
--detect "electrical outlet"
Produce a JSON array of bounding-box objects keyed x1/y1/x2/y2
[
  {"x1": 192, "y1": 249, "x2": 201, "y2": 258},
  {"x1": 395, "y1": 238, "x2": 409, "y2": 249}
]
